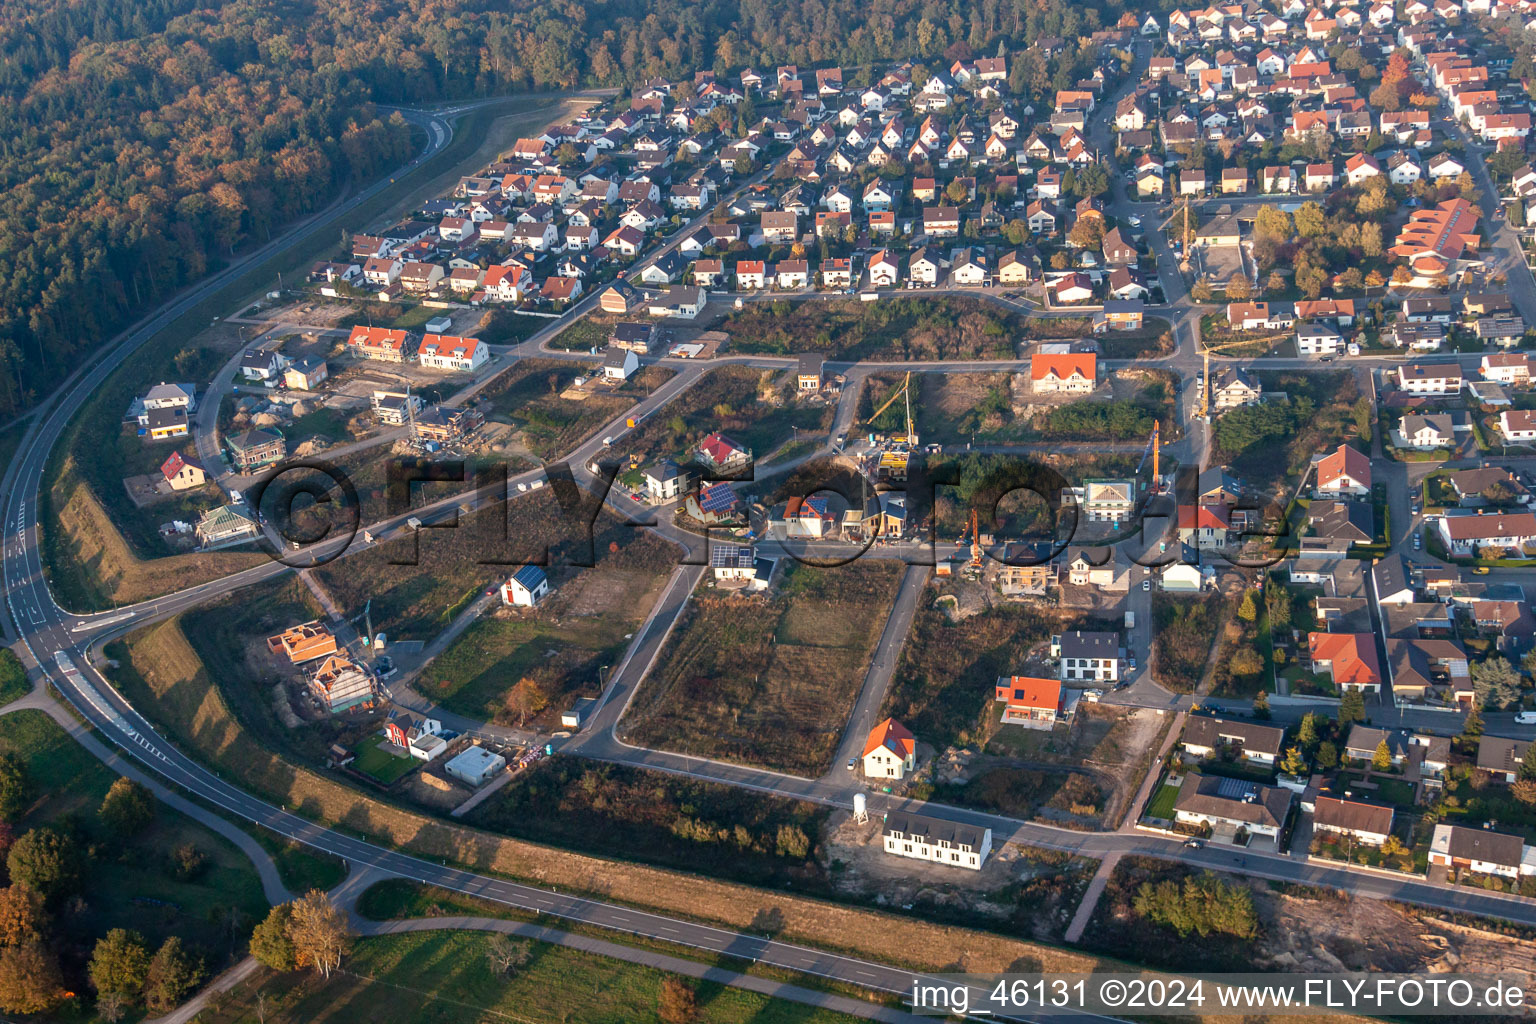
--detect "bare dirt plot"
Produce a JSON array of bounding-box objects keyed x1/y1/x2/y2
[
  {"x1": 823, "y1": 811, "x2": 1098, "y2": 944},
  {"x1": 952, "y1": 705, "x2": 1171, "y2": 830},
  {"x1": 1088, "y1": 855, "x2": 1536, "y2": 984},
  {"x1": 478, "y1": 358, "x2": 667, "y2": 460},
  {"x1": 314, "y1": 487, "x2": 681, "y2": 642},
  {"x1": 610, "y1": 365, "x2": 830, "y2": 466},
  {"x1": 917, "y1": 372, "x2": 1030, "y2": 444},
  {"x1": 620, "y1": 559, "x2": 906, "y2": 775}
]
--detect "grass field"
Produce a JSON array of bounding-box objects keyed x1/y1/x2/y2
[
  {"x1": 247, "y1": 829, "x2": 349, "y2": 893},
  {"x1": 621, "y1": 560, "x2": 905, "y2": 775},
  {"x1": 200, "y1": 930, "x2": 873, "y2": 1024},
  {"x1": 353, "y1": 735, "x2": 418, "y2": 784},
  {"x1": 0, "y1": 649, "x2": 29, "y2": 705},
  {"x1": 0, "y1": 709, "x2": 270, "y2": 970},
  {"x1": 425, "y1": 557, "x2": 669, "y2": 723}
]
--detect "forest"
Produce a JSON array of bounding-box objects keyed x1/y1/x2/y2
[{"x1": 0, "y1": 0, "x2": 1126, "y2": 418}]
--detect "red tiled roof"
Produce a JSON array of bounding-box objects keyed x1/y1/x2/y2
[{"x1": 862, "y1": 717, "x2": 916, "y2": 758}]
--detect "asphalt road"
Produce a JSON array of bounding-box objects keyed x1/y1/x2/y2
[{"x1": 11, "y1": 56, "x2": 1536, "y2": 1024}]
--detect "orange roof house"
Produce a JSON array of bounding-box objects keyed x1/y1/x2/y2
[
  {"x1": 1030, "y1": 352, "x2": 1097, "y2": 393},
  {"x1": 862, "y1": 718, "x2": 917, "y2": 779},
  {"x1": 1316, "y1": 443, "x2": 1371, "y2": 496},
  {"x1": 1308, "y1": 633, "x2": 1382, "y2": 691},
  {"x1": 1389, "y1": 198, "x2": 1480, "y2": 272},
  {"x1": 994, "y1": 676, "x2": 1063, "y2": 728},
  {"x1": 266, "y1": 621, "x2": 338, "y2": 664}
]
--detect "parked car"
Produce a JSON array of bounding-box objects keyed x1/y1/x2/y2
[
  {"x1": 1183, "y1": 838, "x2": 1204, "y2": 849},
  {"x1": 846, "y1": 758, "x2": 856, "y2": 770},
  {"x1": 1127, "y1": 654, "x2": 1137, "y2": 670},
  {"x1": 1143, "y1": 579, "x2": 1151, "y2": 591}
]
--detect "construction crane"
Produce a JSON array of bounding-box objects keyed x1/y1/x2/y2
[
  {"x1": 865, "y1": 371, "x2": 917, "y2": 446},
  {"x1": 969, "y1": 508, "x2": 983, "y2": 567},
  {"x1": 1135, "y1": 420, "x2": 1162, "y2": 492},
  {"x1": 865, "y1": 372, "x2": 919, "y2": 480},
  {"x1": 1198, "y1": 334, "x2": 1270, "y2": 421},
  {"x1": 1177, "y1": 196, "x2": 1195, "y2": 276}
]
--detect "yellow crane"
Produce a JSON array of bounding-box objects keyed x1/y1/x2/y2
[
  {"x1": 1198, "y1": 334, "x2": 1271, "y2": 420},
  {"x1": 866, "y1": 372, "x2": 919, "y2": 479},
  {"x1": 865, "y1": 371, "x2": 917, "y2": 446}
]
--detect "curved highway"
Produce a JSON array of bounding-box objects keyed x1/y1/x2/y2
[{"x1": 0, "y1": 99, "x2": 1102, "y2": 1024}]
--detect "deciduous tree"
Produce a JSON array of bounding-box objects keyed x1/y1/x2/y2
[
  {"x1": 6, "y1": 828, "x2": 80, "y2": 902},
  {"x1": 250, "y1": 905, "x2": 296, "y2": 971},
  {"x1": 99, "y1": 778, "x2": 155, "y2": 836},
  {"x1": 287, "y1": 891, "x2": 352, "y2": 980},
  {"x1": 505, "y1": 677, "x2": 548, "y2": 727},
  {"x1": 145, "y1": 937, "x2": 204, "y2": 1013},
  {"x1": 88, "y1": 929, "x2": 150, "y2": 1005},
  {"x1": 0, "y1": 941, "x2": 61, "y2": 1014}
]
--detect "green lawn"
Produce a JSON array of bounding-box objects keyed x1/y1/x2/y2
[
  {"x1": 0, "y1": 709, "x2": 270, "y2": 960},
  {"x1": 425, "y1": 613, "x2": 637, "y2": 721},
  {"x1": 1146, "y1": 781, "x2": 1181, "y2": 822},
  {"x1": 389, "y1": 304, "x2": 441, "y2": 330},
  {"x1": 247, "y1": 828, "x2": 350, "y2": 893},
  {"x1": 1339, "y1": 771, "x2": 1418, "y2": 807},
  {"x1": 201, "y1": 930, "x2": 870, "y2": 1024},
  {"x1": 353, "y1": 734, "x2": 418, "y2": 784},
  {"x1": 0, "y1": 649, "x2": 29, "y2": 705},
  {"x1": 285, "y1": 405, "x2": 357, "y2": 445}
]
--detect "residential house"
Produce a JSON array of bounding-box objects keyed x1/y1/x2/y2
[
  {"x1": 1436, "y1": 511, "x2": 1536, "y2": 555},
  {"x1": 500, "y1": 565, "x2": 549, "y2": 607},
  {"x1": 1308, "y1": 632, "x2": 1383, "y2": 692},
  {"x1": 1429, "y1": 823, "x2": 1530, "y2": 878},
  {"x1": 1180, "y1": 716, "x2": 1285, "y2": 767},
  {"x1": 994, "y1": 676, "x2": 1062, "y2": 730},
  {"x1": 602, "y1": 348, "x2": 640, "y2": 382},
  {"x1": 1173, "y1": 773, "x2": 1293, "y2": 840},
  {"x1": 195, "y1": 504, "x2": 257, "y2": 548},
  {"x1": 347, "y1": 325, "x2": 416, "y2": 363},
  {"x1": 417, "y1": 336, "x2": 486, "y2": 373},
  {"x1": 1030, "y1": 352, "x2": 1097, "y2": 394},
  {"x1": 1315, "y1": 444, "x2": 1371, "y2": 497},
  {"x1": 159, "y1": 451, "x2": 206, "y2": 491},
  {"x1": 1313, "y1": 797, "x2": 1394, "y2": 846},
  {"x1": 1056, "y1": 630, "x2": 1119, "y2": 684},
  {"x1": 225, "y1": 428, "x2": 286, "y2": 472},
  {"x1": 643, "y1": 460, "x2": 686, "y2": 501},
  {"x1": 882, "y1": 810, "x2": 992, "y2": 870},
  {"x1": 862, "y1": 718, "x2": 916, "y2": 779},
  {"x1": 266, "y1": 621, "x2": 338, "y2": 664}
]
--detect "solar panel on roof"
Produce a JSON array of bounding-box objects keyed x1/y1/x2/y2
[{"x1": 698, "y1": 483, "x2": 738, "y2": 513}]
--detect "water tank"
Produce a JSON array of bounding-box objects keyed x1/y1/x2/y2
[{"x1": 853, "y1": 793, "x2": 867, "y2": 817}]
